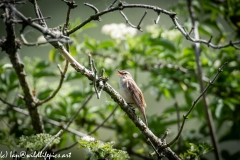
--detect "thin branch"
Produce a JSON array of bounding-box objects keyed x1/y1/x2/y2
[
  {"x1": 154, "y1": 11, "x2": 161, "y2": 24},
  {"x1": 55, "y1": 142, "x2": 78, "y2": 153},
  {"x1": 20, "y1": 33, "x2": 71, "y2": 46},
  {"x1": 0, "y1": 96, "x2": 20, "y2": 108},
  {"x1": 84, "y1": 3, "x2": 101, "y2": 21},
  {"x1": 12, "y1": 106, "x2": 86, "y2": 137},
  {"x1": 165, "y1": 62, "x2": 228, "y2": 148},
  {"x1": 88, "y1": 54, "x2": 104, "y2": 99},
  {"x1": 137, "y1": 10, "x2": 147, "y2": 31},
  {"x1": 208, "y1": 36, "x2": 213, "y2": 47},
  {"x1": 9, "y1": 4, "x2": 71, "y2": 43},
  {"x1": 97, "y1": 68, "x2": 106, "y2": 98},
  {"x1": 161, "y1": 129, "x2": 169, "y2": 140},
  {"x1": 66, "y1": 2, "x2": 240, "y2": 49},
  {"x1": 147, "y1": 138, "x2": 162, "y2": 159},
  {"x1": 107, "y1": 0, "x2": 118, "y2": 10},
  {"x1": 40, "y1": 129, "x2": 63, "y2": 152},
  {"x1": 88, "y1": 105, "x2": 118, "y2": 135},
  {"x1": 31, "y1": 0, "x2": 47, "y2": 27},
  {"x1": 62, "y1": 0, "x2": 78, "y2": 9},
  {"x1": 174, "y1": 102, "x2": 180, "y2": 131},
  {"x1": 34, "y1": 130, "x2": 63, "y2": 160},
  {"x1": 187, "y1": 1, "x2": 222, "y2": 159},
  {"x1": 119, "y1": 10, "x2": 138, "y2": 29},
  {"x1": 64, "y1": 94, "x2": 93, "y2": 131},
  {"x1": 56, "y1": 104, "x2": 117, "y2": 154},
  {"x1": 84, "y1": 3, "x2": 99, "y2": 14},
  {"x1": 36, "y1": 61, "x2": 68, "y2": 106},
  {"x1": 174, "y1": 101, "x2": 181, "y2": 153}
]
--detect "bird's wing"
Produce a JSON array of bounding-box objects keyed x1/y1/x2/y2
[
  {"x1": 126, "y1": 79, "x2": 148, "y2": 126},
  {"x1": 126, "y1": 80, "x2": 146, "y2": 108}
]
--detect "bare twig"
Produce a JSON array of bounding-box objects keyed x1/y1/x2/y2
[
  {"x1": 84, "y1": 3, "x2": 99, "y2": 14},
  {"x1": 41, "y1": 129, "x2": 63, "y2": 152},
  {"x1": 62, "y1": 0, "x2": 78, "y2": 9},
  {"x1": 97, "y1": 68, "x2": 106, "y2": 98},
  {"x1": 88, "y1": 54, "x2": 105, "y2": 99},
  {"x1": 31, "y1": 0, "x2": 47, "y2": 27},
  {"x1": 12, "y1": 106, "x2": 86, "y2": 137},
  {"x1": 55, "y1": 142, "x2": 78, "y2": 153},
  {"x1": 154, "y1": 11, "x2": 161, "y2": 24},
  {"x1": 207, "y1": 36, "x2": 213, "y2": 47},
  {"x1": 88, "y1": 105, "x2": 118, "y2": 135},
  {"x1": 187, "y1": 1, "x2": 222, "y2": 159},
  {"x1": 174, "y1": 101, "x2": 181, "y2": 153},
  {"x1": 107, "y1": 0, "x2": 118, "y2": 10},
  {"x1": 119, "y1": 10, "x2": 147, "y2": 31},
  {"x1": 165, "y1": 62, "x2": 228, "y2": 148},
  {"x1": 84, "y1": 3, "x2": 101, "y2": 21},
  {"x1": 137, "y1": 10, "x2": 147, "y2": 31},
  {"x1": 119, "y1": 10, "x2": 138, "y2": 29},
  {"x1": 147, "y1": 138, "x2": 162, "y2": 159},
  {"x1": 64, "y1": 94, "x2": 93, "y2": 131},
  {"x1": 161, "y1": 129, "x2": 169, "y2": 140},
  {"x1": 0, "y1": 96, "x2": 20, "y2": 108},
  {"x1": 66, "y1": 2, "x2": 240, "y2": 49},
  {"x1": 29, "y1": 16, "x2": 51, "y2": 22},
  {"x1": 36, "y1": 61, "x2": 68, "y2": 106},
  {"x1": 174, "y1": 102, "x2": 180, "y2": 131}
]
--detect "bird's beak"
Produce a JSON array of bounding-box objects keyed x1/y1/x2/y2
[{"x1": 117, "y1": 70, "x2": 122, "y2": 76}]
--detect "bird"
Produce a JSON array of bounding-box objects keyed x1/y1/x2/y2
[{"x1": 117, "y1": 70, "x2": 148, "y2": 126}]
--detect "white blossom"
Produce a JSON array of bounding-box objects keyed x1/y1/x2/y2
[
  {"x1": 102, "y1": 23, "x2": 137, "y2": 40},
  {"x1": 81, "y1": 135, "x2": 95, "y2": 141},
  {"x1": 146, "y1": 25, "x2": 160, "y2": 38},
  {"x1": 161, "y1": 29, "x2": 181, "y2": 41}
]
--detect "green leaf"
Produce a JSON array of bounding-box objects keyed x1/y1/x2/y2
[
  {"x1": 148, "y1": 38, "x2": 176, "y2": 52},
  {"x1": 98, "y1": 41, "x2": 115, "y2": 49}
]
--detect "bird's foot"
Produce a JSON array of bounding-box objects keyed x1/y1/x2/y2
[{"x1": 127, "y1": 103, "x2": 136, "y2": 112}]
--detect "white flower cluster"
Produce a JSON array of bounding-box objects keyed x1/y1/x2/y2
[
  {"x1": 146, "y1": 25, "x2": 181, "y2": 40},
  {"x1": 161, "y1": 29, "x2": 181, "y2": 41},
  {"x1": 81, "y1": 135, "x2": 95, "y2": 142},
  {"x1": 146, "y1": 25, "x2": 161, "y2": 38},
  {"x1": 102, "y1": 23, "x2": 137, "y2": 40}
]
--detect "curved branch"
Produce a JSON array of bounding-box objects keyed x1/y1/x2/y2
[
  {"x1": 88, "y1": 105, "x2": 118, "y2": 135},
  {"x1": 67, "y1": 2, "x2": 240, "y2": 49},
  {"x1": 36, "y1": 61, "x2": 68, "y2": 106},
  {"x1": 165, "y1": 62, "x2": 228, "y2": 148},
  {"x1": 12, "y1": 106, "x2": 86, "y2": 137}
]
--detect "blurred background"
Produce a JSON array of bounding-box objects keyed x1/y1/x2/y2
[{"x1": 0, "y1": 0, "x2": 239, "y2": 160}]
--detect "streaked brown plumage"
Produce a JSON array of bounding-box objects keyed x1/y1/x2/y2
[{"x1": 118, "y1": 70, "x2": 148, "y2": 126}]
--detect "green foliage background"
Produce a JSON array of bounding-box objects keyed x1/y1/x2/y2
[{"x1": 0, "y1": 0, "x2": 239, "y2": 160}]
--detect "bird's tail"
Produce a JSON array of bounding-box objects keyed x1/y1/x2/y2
[{"x1": 139, "y1": 106, "x2": 148, "y2": 127}]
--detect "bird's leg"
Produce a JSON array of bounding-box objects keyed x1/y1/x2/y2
[{"x1": 127, "y1": 103, "x2": 136, "y2": 113}]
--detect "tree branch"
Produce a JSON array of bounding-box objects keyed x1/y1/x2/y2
[
  {"x1": 12, "y1": 106, "x2": 87, "y2": 137},
  {"x1": 186, "y1": 1, "x2": 222, "y2": 160},
  {"x1": 36, "y1": 61, "x2": 68, "y2": 106},
  {"x1": 64, "y1": 94, "x2": 93, "y2": 131},
  {"x1": 1, "y1": 5, "x2": 44, "y2": 134},
  {"x1": 66, "y1": 2, "x2": 240, "y2": 49},
  {"x1": 88, "y1": 105, "x2": 118, "y2": 135},
  {"x1": 165, "y1": 61, "x2": 228, "y2": 148}
]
